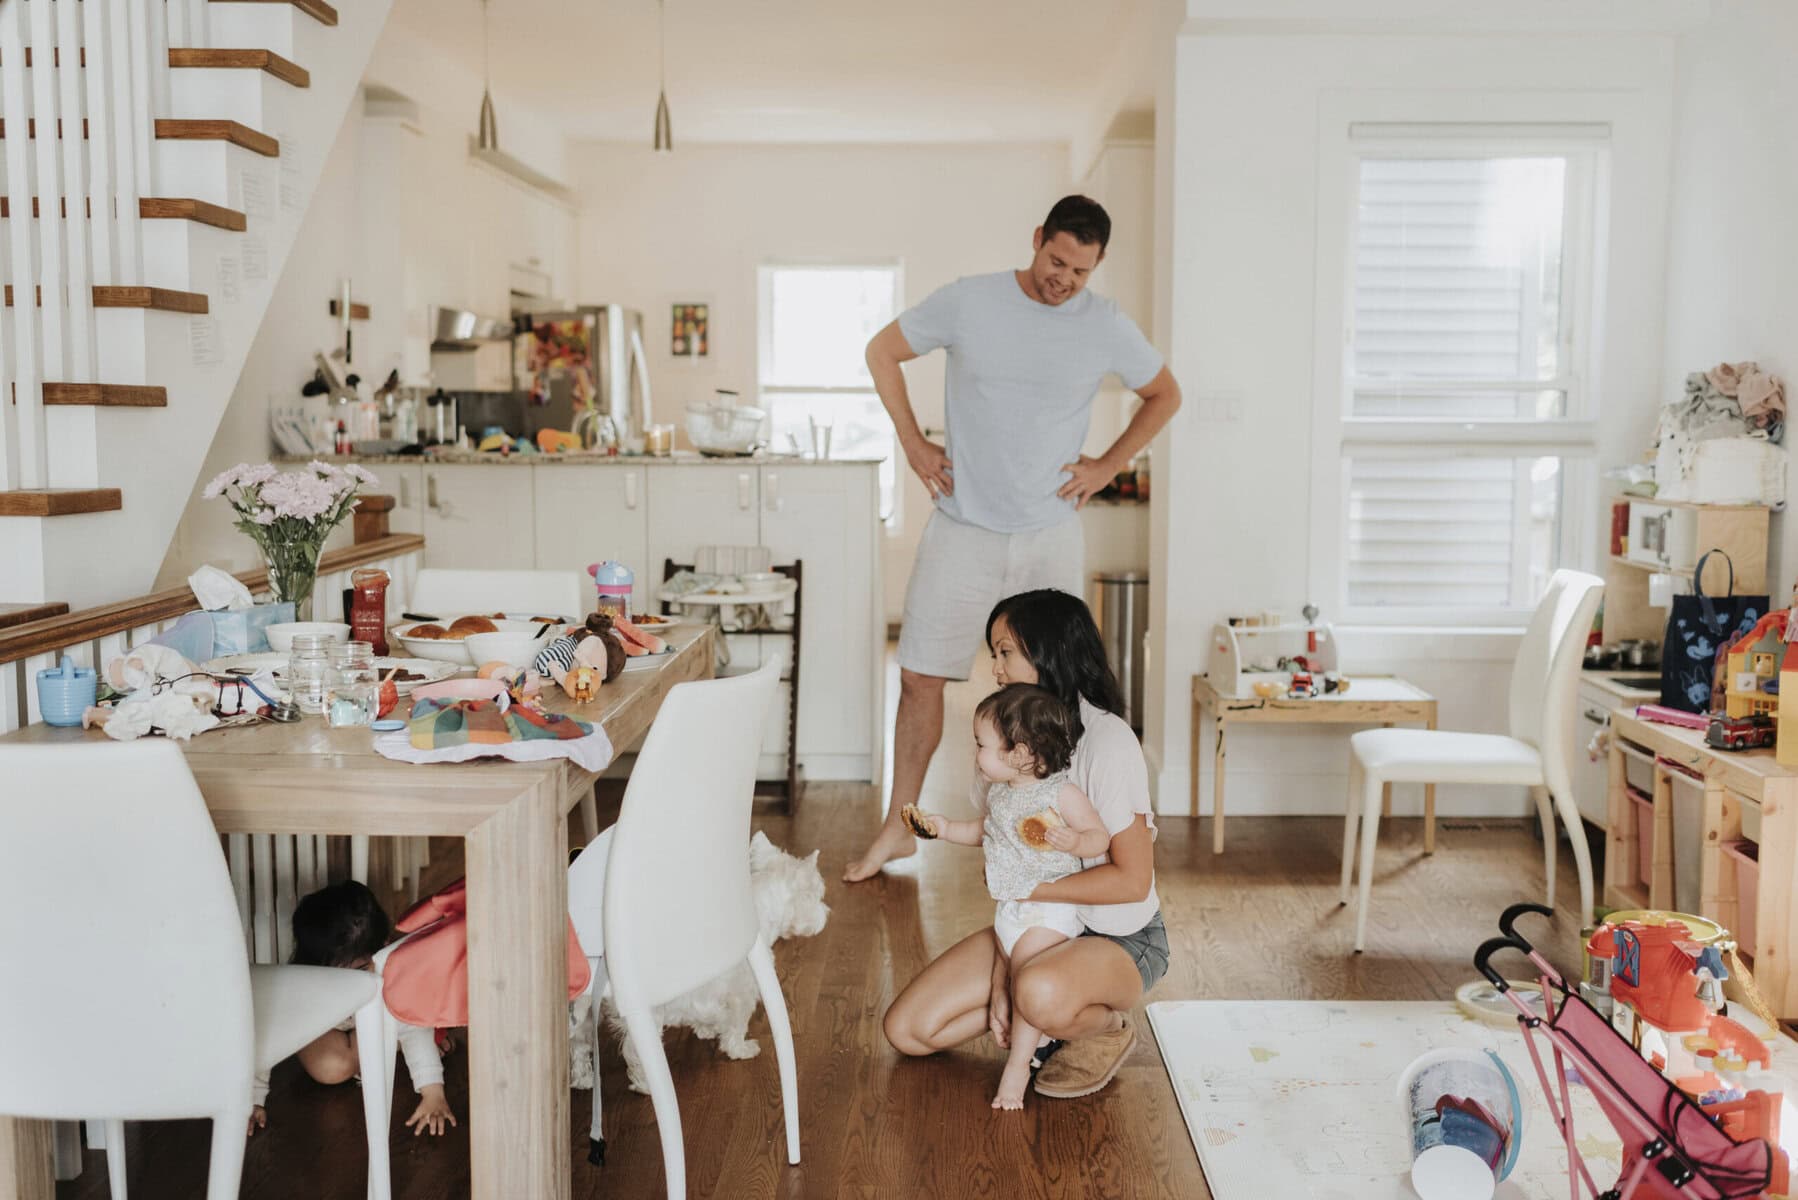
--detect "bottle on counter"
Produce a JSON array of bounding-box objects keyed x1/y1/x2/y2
[
  {"x1": 349, "y1": 568, "x2": 391, "y2": 656},
  {"x1": 394, "y1": 389, "x2": 419, "y2": 444},
  {"x1": 334, "y1": 419, "x2": 351, "y2": 455},
  {"x1": 589, "y1": 561, "x2": 635, "y2": 620}
]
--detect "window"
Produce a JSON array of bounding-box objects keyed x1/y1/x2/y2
[
  {"x1": 1315, "y1": 128, "x2": 1605, "y2": 621},
  {"x1": 757, "y1": 263, "x2": 903, "y2": 528}
]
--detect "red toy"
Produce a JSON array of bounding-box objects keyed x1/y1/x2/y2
[{"x1": 1707, "y1": 713, "x2": 1777, "y2": 752}]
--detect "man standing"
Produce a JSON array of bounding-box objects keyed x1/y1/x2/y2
[{"x1": 845, "y1": 195, "x2": 1182, "y2": 882}]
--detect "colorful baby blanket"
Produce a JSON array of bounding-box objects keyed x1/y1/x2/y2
[{"x1": 407, "y1": 697, "x2": 591, "y2": 750}]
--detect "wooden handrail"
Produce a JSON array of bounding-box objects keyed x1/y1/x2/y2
[{"x1": 0, "y1": 533, "x2": 425, "y2": 665}]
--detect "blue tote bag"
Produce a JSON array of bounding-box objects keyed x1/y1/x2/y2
[{"x1": 1659, "y1": 550, "x2": 1766, "y2": 713}]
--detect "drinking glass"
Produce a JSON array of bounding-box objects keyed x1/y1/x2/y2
[
  {"x1": 288, "y1": 633, "x2": 332, "y2": 716},
  {"x1": 326, "y1": 640, "x2": 378, "y2": 727}
]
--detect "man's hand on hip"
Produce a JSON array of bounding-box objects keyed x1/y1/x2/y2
[
  {"x1": 904, "y1": 437, "x2": 954, "y2": 499},
  {"x1": 1058, "y1": 455, "x2": 1114, "y2": 509}
]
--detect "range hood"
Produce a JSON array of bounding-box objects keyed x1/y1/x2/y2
[{"x1": 430, "y1": 305, "x2": 513, "y2": 349}]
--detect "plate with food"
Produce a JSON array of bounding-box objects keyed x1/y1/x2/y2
[
  {"x1": 202, "y1": 652, "x2": 290, "y2": 677},
  {"x1": 390, "y1": 616, "x2": 546, "y2": 666},
  {"x1": 372, "y1": 658, "x2": 461, "y2": 695}
]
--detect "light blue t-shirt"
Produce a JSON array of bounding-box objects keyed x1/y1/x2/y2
[{"x1": 898, "y1": 271, "x2": 1164, "y2": 534}]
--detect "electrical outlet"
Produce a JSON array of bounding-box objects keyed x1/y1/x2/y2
[{"x1": 1196, "y1": 391, "x2": 1244, "y2": 423}]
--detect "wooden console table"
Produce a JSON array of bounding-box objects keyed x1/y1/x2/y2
[
  {"x1": 1191, "y1": 674, "x2": 1438, "y2": 854},
  {"x1": 1606, "y1": 708, "x2": 1798, "y2": 1019}
]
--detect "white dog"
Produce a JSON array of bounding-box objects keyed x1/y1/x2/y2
[{"x1": 572, "y1": 830, "x2": 829, "y2": 1093}]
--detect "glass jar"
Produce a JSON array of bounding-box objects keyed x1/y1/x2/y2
[
  {"x1": 326, "y1": 640, "x2": 378, "y2": 727},
  {"x1": 287, "y1": 633, "x2": 333, "y2": 716},
  {"x1": 350, "y1": 568, "x2": 391, "y2": 656}
]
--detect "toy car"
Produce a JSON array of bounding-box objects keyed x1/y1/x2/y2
[
  {"x1": 1705, "y1": 712, "x2": 1776, "y2": 752},
  {"x1": 1287, "y1": 670, "x2": 1316, "y2": 699}
]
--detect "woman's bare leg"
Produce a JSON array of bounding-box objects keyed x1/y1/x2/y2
[
  {"x1": 993, "y1": 928, "x2": 1067, "y2": 1110},
  {"x1": 884, "y1": 925, "x2": 1000, "y2": 1055},
  {"x1": 1012, "y1": 937, "x2": 1142, "y2": 1041}
]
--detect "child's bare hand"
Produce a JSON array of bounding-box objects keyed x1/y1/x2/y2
[
  {"x1": 245, "y1": 1106, "x2": 267, "y2": 1138},
  {"x1": 1042, "y1": 823, "x2": 1080, "y2": 852},
  {"x1": 405, "y1": 1085, "x2": 457, "y2": 1137}
]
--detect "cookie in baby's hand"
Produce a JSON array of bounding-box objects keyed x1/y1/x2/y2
[
  {"x1": 900, "y1": 804, "x2": 937, "y2": 839},
  {"x1": 1017, "y1": 808, "x2": 1066, "y2": 851}
]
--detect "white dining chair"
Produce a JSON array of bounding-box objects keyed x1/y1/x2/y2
[
  {"x1": 0, "y1": 741, "x2": 394, "y2": 1200},
  {"x1": 1340, "y1": 569, "x2": 1604, "y2": 952},
  {"x1": 577, "y1": 655, "x2": 797, "y2": 1199}
]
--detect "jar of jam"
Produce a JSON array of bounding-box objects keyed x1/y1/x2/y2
[{"x1": 349, "y1": 567, "x2": 391, "y2": 656}]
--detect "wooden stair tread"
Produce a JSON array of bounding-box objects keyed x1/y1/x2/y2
[
  {"x1": 138, "y1": 197, "x2": 248, "y2": 231},
  {"x1": 0, "y1": 489, "x2": 122, "y2": 517},
  {"x1": 0, "y1": 601, "x2": 71, "y2": 631},
  {"x1": 169, "y1": 48, "x2": 309, "y2": 88},
  {"x1": 154, "y1": 119, "x2": 279, "y2": 157},
  {"x1": 5, "y1": 286, "x2": 207, "y2": 314},
  {"x1": 209, "y1": 0, "x2": 339, "y2": 27},
  {"x1": 43, "y1": 383, "x2": 168, "y2": 408}
]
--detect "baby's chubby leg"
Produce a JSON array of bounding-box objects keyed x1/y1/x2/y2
[
  {"x1": 296, "y1": 1028, "x2": 359, "y2": 1086},
  {"x1": 993, "y1": 926, "x2": 1070, "y2": 1110}
]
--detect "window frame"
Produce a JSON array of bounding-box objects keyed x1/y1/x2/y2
[
  {"x1": 755, "y1": 260, "x2": 905, "y2": 529},
  {"x1": 1309, "y1": 120, "x2": 1609, "y2": 627}
]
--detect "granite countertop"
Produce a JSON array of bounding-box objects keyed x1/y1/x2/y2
[{"x1": 278, "y1": 450, "x2": 883, "y2": 467}]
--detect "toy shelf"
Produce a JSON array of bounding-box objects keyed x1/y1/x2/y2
[{"x1": 1612, "y1": 494, "x2": 1770, "y2": 512}]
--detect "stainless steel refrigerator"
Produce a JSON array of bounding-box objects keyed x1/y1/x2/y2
[{"x1": 513, "y1": 305, "x2": 652, "y2": 445}]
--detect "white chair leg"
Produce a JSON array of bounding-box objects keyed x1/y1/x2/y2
[
  {"x1": 1353, "y1": 767, "x2": 1385, "y2": 953},
  {"x1": 581, "y1": 788, "x2": 601, "y2": 846},
  {"x1": 747, "y1": 939, "x2": 801, "y2": 1165},
  {"x1": 354, "y1": 1000, "x2": 394, "y2": 1200},
  {"x1": 104, "y1": 1120, "x2": 126, "y2": 1200},
  {"x1": 587, "y1": 962, "x2": 609, "y2": 1165},
  {"x1": 1340, "y1": 754, "x2": 1363, "y2": 905},
  {"x1": 85, "y1": 1118, "x2": 108, "y2": 1149},
  {"x1": 619, "y1": 1000, "x2": 685, "y2": 1200},
  {"x1": 1549, "y1": 785, "x2": 1595, "y2": 928},
  {"x1": 205, "y1": 1111, "x2": 249, "y2": 1200},
  {"x1": 1531, "y1": 785, "x2": 1557, "y2": 912},
  {"x1": 350, "y1": 834, "x2": 370, "y2": 884}
]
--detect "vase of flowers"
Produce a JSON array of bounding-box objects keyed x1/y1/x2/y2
[{"x1": 204, "y1": 461, "x2": 379, "y2": 620}]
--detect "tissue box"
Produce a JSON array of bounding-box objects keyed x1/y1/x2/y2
[{"x1": 202, "y1": 602, "x2": 296, "y2": 655}]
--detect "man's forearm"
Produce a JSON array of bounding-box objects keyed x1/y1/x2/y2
[
  {"x1": 1098, "y1": 381, "x2": 1182, "y2": 471},
  {"x1": 871, "y1": 354, "x2": 926, "y2": 450}
]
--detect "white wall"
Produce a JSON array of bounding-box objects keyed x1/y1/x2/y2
[
  {"x1": 1661, "y1": 1, "x2": 1798, "y2": 592},
  {"x1": 569, "y1": 142, "x2": 1073, "y2": 623},
  {"x1": 156, "y1": 27, "x2": 578, "y2": 587},
  {"x1": 1148, "y1": 24, "x2": 1680, "y2": 816}
]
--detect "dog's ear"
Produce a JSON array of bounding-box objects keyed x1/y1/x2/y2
[{"x1": 805, "y1": 849, "x2": 820, "y2": 867}]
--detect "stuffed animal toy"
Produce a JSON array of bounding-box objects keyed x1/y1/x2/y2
[
  {"x1": 531, "y1": 614, "x2": 627, "y2": 702},
  {"x1": 600, "y1": 832, "x2": 829, "y2": 1093}
]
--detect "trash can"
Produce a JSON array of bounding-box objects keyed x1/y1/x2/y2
[{"x1": 1090, "y1": 571, "x2": 1148, "y2": 732}]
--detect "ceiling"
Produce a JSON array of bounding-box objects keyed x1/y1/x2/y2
[{"x1": 386, "y1": 0, "x2": 1154, "y2": 144}]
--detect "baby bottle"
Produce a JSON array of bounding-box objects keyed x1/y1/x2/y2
[{"x1": 589, "y1": 561, "x2": 635, "y2": 621}]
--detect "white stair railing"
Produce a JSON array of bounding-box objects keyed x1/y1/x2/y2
[{"x1": 0, "y1": 0, "x2": 186, "y2": 492}]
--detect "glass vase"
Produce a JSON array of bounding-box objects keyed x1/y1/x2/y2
[{"x1": 259, "y1": 535, "x2": 322, "y2": 621}]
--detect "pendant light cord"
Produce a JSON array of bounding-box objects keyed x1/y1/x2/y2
[
  {"x1": 658, "y1": 0, "x2": 666, "y2": 89},
  {"x1": 483, "y1": 0, "x2": 491, "y2": 89}
]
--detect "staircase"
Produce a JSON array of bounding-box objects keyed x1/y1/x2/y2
[{"x1": 0, "y1": 0, "x2": 393, "y2": 609}]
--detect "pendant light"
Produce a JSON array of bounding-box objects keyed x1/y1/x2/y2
[
  {"x1": 476, "y1": 0, "x2": 499, "y2": 151},
  {"x1": 653, "y1": 0, "x2": 673, "y2": 152}
]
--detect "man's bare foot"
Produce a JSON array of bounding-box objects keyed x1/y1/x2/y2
[
  {"x1": 842, "y1": 826, "x2": 916, "y2": 882},
  {"x1": 992, "y1": 1061, "x2": 1031, "y2": 1110}
]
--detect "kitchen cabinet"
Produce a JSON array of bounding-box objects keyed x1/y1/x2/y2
[
  {"x1": 645, "y1": 465, "x2": 761, "y2": 580},
  {"x1": 759, "y1": 465, "x2": 882, "y2": 779},
  {"x1": 385, "y1": 464, "x2": 426, "y2": 536},
  {"x1": 532, "y1": 466, "x2": 648, "y2": 611},
  {"x1": 421, "y1": 465, "x2": 536, "y2": 569}
]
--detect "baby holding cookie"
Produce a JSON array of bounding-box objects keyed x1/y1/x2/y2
[{"x1": 903, "y1": 683, "x2": 1111, "y2": 1109}]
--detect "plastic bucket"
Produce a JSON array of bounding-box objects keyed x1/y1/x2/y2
[{"x1": 1397, "y1": 1048, "x2": 1523, "y2": 1200}]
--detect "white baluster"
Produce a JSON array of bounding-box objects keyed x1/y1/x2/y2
[
  {"x1": 124, "y1": 0, "x2": 152, "y2": 288},
  {"x1": 28, "y1": 1, "x2": 69, "y2": 397},
  {"x1": 144, "y1": 0, "x2": 170, "y2": 120},
  {"x1": 0, "y1": 0, "x2": 47, "y2": 488},
  {"x1": 55, "y1": 0, "x2": 94, "y2": 384},
  {"x1": 108, "y1": 0, "x2": 141, "y2": 286},
  {"x1": 81, "y1": 0, "x2": 116, "y2": 286}
]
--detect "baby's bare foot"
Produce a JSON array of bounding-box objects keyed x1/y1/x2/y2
[{"x1": 992, "y1": 1063, "x2": 1031, "y2": 1110}]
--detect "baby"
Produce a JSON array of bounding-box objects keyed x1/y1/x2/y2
[
  {"x1": 906, "y1": 683, "x2": 1111, "y2": 1109},
  {"x1": 249, "y1": 881, "x2": 456, "y2": 1138}
]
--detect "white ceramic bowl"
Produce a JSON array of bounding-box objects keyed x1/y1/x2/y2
[
  {"x1": 264, "y1": 621, "x2": 350, "y2": 653},
  {"x1": 738, "y1": 571, "x2": 786, "y2": 589},
  {"x1": 465, "y1": 629, "x2": 554, "y2": 670},
  {"x1": 391, "y1": 618, "x2": 543, "y2": 666}
]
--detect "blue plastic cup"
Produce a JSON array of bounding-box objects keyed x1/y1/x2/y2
[{"x1": 37, "y1": 654, "x2": 97, "y2": 727}]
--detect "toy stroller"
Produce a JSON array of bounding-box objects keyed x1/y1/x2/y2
[{"x1": 1475, "y1": 903, "x2": 1773, "y2": 1200}]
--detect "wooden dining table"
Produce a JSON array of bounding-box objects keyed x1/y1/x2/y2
[{"x1": 1, "y1": 623, "x2": 715, "y2": 1200}]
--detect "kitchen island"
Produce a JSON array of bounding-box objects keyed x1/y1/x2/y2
[{"x1": 290, "y1": 452, "x2": 885, "y2": 787}]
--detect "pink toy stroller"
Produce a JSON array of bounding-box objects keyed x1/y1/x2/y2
[{"x1": 1475, "y1": 903, "x2": 1773, "y2": 1200}]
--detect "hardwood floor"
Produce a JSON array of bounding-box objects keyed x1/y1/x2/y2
[{"x1": 60, "y1": 789, "x2": 1589, "y2": 1199}]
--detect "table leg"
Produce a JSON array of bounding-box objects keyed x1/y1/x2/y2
[
  {"x1": 1423, "y1": 711, "x2": 1438, "y2": 855},
  {"x1": 465, "y1": 774, "x2": 571, "y2": 1200},
  {"x1": 1212, "y1": 721, "x2": 1227, "y2": 855},
  {"x1": 1190, "y1": 697, "x2": 1201, "y2": 820},
  {"x1": 0, "y1": 1118, "x2": 52, "y2": 1200},
  {"x1": 1380, "y1": 723, "x2": 1394, "y2": 819}
]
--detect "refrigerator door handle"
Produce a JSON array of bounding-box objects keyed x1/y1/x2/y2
[
  {"x1": 625, "y1": 471, "x2": 640, "y2": 510},
  {"x1": 765, "y1": 472, "x2": 781, "y2": 513},
  {"x1": 628, "y1": 322, "x2": 652, "y2": 439},
  {"x1": 738, "y1": 472, "x2": 752, "y2": 510}
]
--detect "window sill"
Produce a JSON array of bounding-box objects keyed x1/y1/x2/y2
[{"x1": 1338, "y1": 624, "x2": 1525, "y2": 664}]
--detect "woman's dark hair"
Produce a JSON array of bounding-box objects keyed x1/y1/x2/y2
[
  {"x1": 976, "y1": 684, "x2": 1076, "y2": 778},
  {"x1": 1042, "y1": 194, "x2": 1111, "y2": 252},
  {"x1": 986, "y1": 589, "x2": 1127, "y2": 742},
  {"x1": 290, "y1": 880, "x2": 391, "y2": 968}
]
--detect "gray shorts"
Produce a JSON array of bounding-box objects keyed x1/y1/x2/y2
[
  {"x1": 896, "y1": 510, "x2": 1086, "y2": 681},
  {"x1": 1082, "y1": 910, "x2": 1170, "y2": 993}
]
